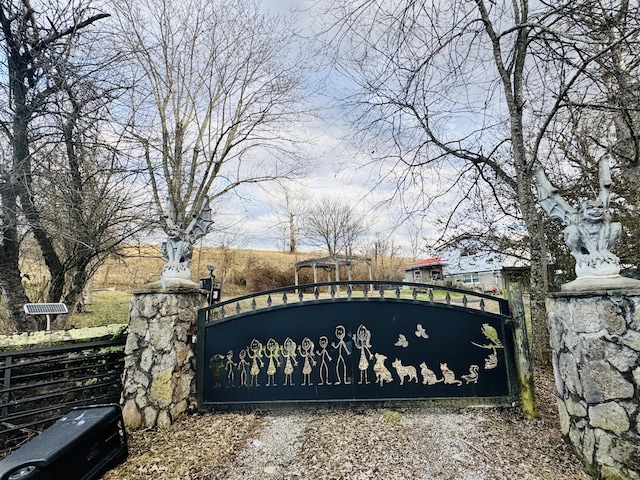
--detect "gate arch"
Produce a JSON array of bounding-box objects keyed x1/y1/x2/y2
[{"x1": 196, "y1": 281, "x2": 518, "y2": 409}]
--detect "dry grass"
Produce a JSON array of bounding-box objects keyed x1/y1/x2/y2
[
  {"x1": 0, "y1": 246, "x2": 411, "y2": 333},
  {"x1": 93, "y1": 245, "x2": 407, "y2": 298}
]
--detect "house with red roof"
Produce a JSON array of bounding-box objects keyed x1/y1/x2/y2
[
  {"x1": 400, "y1": 257, "x2": 446, "y2": 284},
  {"x1": 400, "y1": 251, "x2": 529, "y2": 293}
]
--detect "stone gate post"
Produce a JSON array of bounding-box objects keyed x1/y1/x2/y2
[
  {"x1": 121, "y1": 286, "x2": 207, "y2": 429},
  {"x1": 546, "y1": 289, "x2": 640, "y2": 480}
]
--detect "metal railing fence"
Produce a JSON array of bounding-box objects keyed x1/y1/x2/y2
[{"x1": 0, "y1": 337, "x2": 126, "y2": 456}]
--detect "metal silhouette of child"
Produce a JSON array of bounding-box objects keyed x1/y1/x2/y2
[
  {"x1": 316, "y1": 335, "x2": 333, "y2": 385},
  {"x1": 265, "y1": 338, "x2": 281, "y2": 386},
  {"x1": 298, "y1": 337, "x2": 317, "y2": 386},
  {"x1": 282, "y1": 337, "x2": 298, "y2": 386},
  {"x1": 247, "y1": 339, "x2": 264, "y2": 387}
]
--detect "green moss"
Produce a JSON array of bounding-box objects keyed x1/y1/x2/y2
[
  {"x1": 151, "y1": 368, "x2": 174, "y2": 401},
  {"x1": 380, "y1": 409, "x2": 403, "y2": 423},
  {"x1": 0, "y1": 324, "x2": 126, "y2": 351}
]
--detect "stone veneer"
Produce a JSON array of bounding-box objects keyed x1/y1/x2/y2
[
  {"x1": 121, "y1": 287, "x2": 207, "y2": 429},
  {"x1": 546, "y1": 290, "x2": 640, "y2": 480}
]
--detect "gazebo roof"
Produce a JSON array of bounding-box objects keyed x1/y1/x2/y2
[{"x1": 295, "y1": 254, "x2": 372, "y2": 270}]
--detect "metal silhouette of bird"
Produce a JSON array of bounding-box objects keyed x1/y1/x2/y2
[
  {"x1": 415, "y1": 323, "x2": 429, "y2": 338},
  {"x1": 481, "y1": 323, "x2": 502, "y2": 347},
  {"x1": 394, "y1": 334, "x2": 409, "y2": 347}
]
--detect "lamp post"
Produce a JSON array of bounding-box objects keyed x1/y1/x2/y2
[{"x1": 200, "y1": 265, "x2": 221, "y2": 306}]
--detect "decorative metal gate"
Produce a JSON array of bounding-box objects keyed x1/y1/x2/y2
[{"x1": 196, "y1": 281, "x2": 518, "y2": 409}]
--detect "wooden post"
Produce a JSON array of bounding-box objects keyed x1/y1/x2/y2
[{"x1": 507, "y1": 281, "x2": 538, "y2": 419}]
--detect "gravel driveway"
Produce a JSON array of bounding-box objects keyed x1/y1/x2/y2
[{"x1": 103, "y1": 369, "x2": 591, "y2": 480}]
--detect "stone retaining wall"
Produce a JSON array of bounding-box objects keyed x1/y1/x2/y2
[
  {"x1": 121, "y1": 287, "x2": 207, "y2": 429},
  {"x1": 0, "y1": 324, "x2": 127, "y2": 350},
  {"x1": 546, "y1": 291, "x2": 640, "y2": 480}
]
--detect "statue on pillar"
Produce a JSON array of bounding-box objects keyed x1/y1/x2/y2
[
  {"x1": 156, "y1": 196, "x2": 214, "y2": 288},
  {"x1": 536, "y1": 155, "x2": 639, "y2": 291}
]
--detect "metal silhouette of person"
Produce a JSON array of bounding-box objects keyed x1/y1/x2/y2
[
  {"x1": 237, "y1": 348, "x2": 250, "y2": 387},
  {"x1": 298, "y1": 337, "x2": 317, "y2": 386},
  {"x1": 353, "y1": 324, "x2": 373, "y2": 385},
  {"x1": 265, "y1": 338, "x2": 281, "y2": 387},
  {"x1": 332, "y1": 325, "x2": 351, "y2": 385},
  {"x1": 316, "y1": 335, "x2": 333, "y2": 385},
  {"x1": 282, "y1": 337, "x2": 298, "y2": 386},
  {"x1": 247, "y1": 339, "x2": 264, "y2": 387},
  {"x1": 224, "y1": 350, "x2": 236, "y2": 387}
]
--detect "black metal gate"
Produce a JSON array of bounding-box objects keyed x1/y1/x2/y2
[{"x1": 196, "y1": 281, "x2": 518, "y2": 408}]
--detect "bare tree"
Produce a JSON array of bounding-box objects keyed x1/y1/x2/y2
[
  {"x1": 403, "y1": 218, "x2": 431, "y2": 262},
  {"x1": 303, "y1": 197, "x2": 369, "y2": 256},
  {"x1": 34, "y1": 78, "x2": 149, "y2": 313},
  {"x1": 366, "y1": 233, "x2": 404, "y2": 279},
  {"x1": 269, "y1": 182, "x2": 308, "y2": 253},
  {"x1": 325, "y1": 0, "x2": 640, "y2": 365},
  {"x1": 540, "y1": 1, "x2": 640, "y2": 273},
  {"x1": 114, "y1": 0, "x2": 313, "y2": 246},
  {"x1": 0, "y1": 0, "x2": 112, "y2": 330}
]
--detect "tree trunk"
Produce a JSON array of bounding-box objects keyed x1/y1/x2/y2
[
  {"x1": 525, "y1": 208, "x2": 552, "y2": 367},
  {"x1": 0, "y1": 208, "x2": 34, "y2": 331},
  {"x1": 288, "y1": 213, "x2": 296, "y2": 253}
]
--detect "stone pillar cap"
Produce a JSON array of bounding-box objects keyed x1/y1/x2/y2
[{"x1": 559, "y1": 274, "x2": 640, "y2": 293}]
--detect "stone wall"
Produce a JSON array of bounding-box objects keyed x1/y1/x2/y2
[
  {"x1": 121, "y1": 287, "x2": 207, "y2": 429},
  {"x1": 546, "y1": 291, "x2": 640, "y2": 480},
  {"x1": 0, "y1": 324, "x2": 126, "y2": 351}
]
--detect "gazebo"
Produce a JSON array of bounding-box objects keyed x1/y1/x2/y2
[{"x1": 294, "y1": 254, "x2": 373, "y2": 286}]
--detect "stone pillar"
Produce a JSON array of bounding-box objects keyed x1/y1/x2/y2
[
  {"x1": 121, "y1": 287, "x2": 207, "y2": 429},
  {"x1": 546, "y1": 290, "x2": 640, "y2": 480}
]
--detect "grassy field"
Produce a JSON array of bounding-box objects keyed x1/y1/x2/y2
[{"x1": 66, "y1": 289, "x2": 132, "y2": 328}]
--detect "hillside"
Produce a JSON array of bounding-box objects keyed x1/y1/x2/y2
[
  {"x1": 0, "y1": 245, "x2": 410, "y2": 333},
  {"x1": 94, "y1": 244, "x2": 408, "y2": 298}
]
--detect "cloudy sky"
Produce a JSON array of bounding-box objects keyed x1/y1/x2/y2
[{"x1": 210, "y1": 0, "x2": 427, "y2": 254}]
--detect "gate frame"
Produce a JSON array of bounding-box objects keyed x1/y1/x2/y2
[{"x1": 196, "y1": 280, "x2": 521, "y2": 410}]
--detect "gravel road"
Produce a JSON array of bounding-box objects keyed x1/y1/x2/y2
[{"x1": 103, "y1": 369, "x2": 591, "y2": 480}]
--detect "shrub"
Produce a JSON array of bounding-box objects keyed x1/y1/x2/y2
[{"x1": 243, "y1": 262, "x2": 294, "y2": 292}]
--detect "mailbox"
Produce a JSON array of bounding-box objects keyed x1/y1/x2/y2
[{"x1": 0, "y1": 404, "x2": 127, "y2": 480}]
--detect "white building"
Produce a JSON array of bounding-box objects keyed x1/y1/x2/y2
[{"x1": 442, "y1": 248, "x2": 529, "y2": 293}]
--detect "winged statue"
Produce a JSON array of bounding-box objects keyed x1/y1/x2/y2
[
  {"x1": 159, "y1": 196, "x2": 214, "y2": 286},
  {"x1": 535, "y1": 156, "x2": 621, "y2": 278}
]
